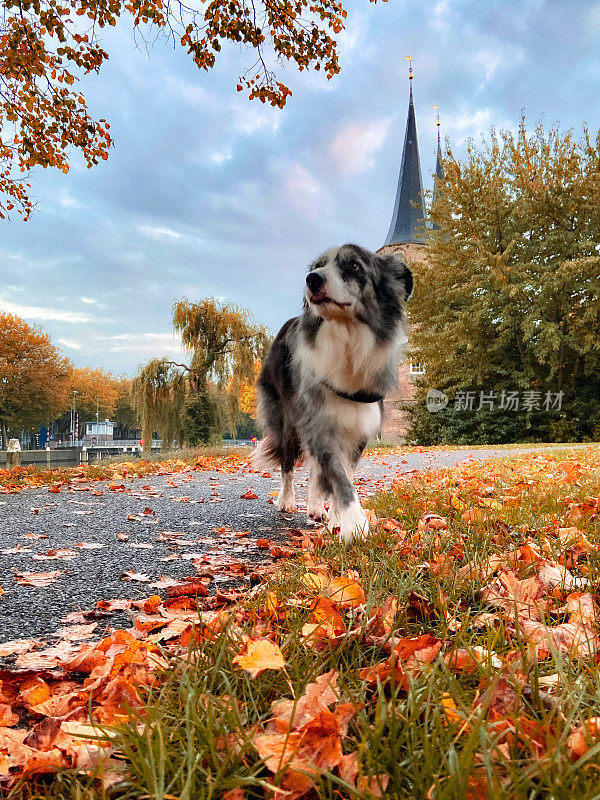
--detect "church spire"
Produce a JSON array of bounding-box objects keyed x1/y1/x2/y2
[
  {"x1": 434, "y1": 105, "x2": 443, "y2": 181},
  {"x1": 431, "y1": 106, "x2": 443, "y2": 232},
  {"x1": 384, "y1": 57, "x2": 426, "y2": 246}
]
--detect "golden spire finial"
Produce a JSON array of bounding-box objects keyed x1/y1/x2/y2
[
  {"x1": 434, "y1": 105, "x2": 440, "y2": 127},
  {"x1": 406, "y1": 55, "x2": 414, "y2": 80}
]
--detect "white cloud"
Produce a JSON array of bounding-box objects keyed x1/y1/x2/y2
[
  {"x1": 431, "y1": 0, "x2": 453, "y2": 32},
  {"x1": 444, "y1": 107, "x2": 514, "y2": 147},
  {"x1": 163, "y1": 76, "x2": 209, "y2": 107},
  {"x1": 283, "y1": 164, "x2": 326, "y2": 219},
  {"x1": 471, "y1": 46, "x2": 526, "y2": 92},
  {"x1": 138, "y1": 225, "x2": 182, "y2": 240},
  {"x1": 58, "y1": 189, "x2": 81, "y2": 209},
  {"x1": 337, "y1": 11, "x2": 367, "y2": 58},
  {"x1": 233, "y1": 103, "x2": 282, "y2": 136},
  {"x1": 329, "y1": 118, "x2": 391, "y2": 175},
  {"x1": 106, "y1": 332, "x2": 184, "y2": 356},
  {"x1": 80, "y1": 296, "x2": 105, "y2": 307},
  {"x1": 208, "y1": 146, "x2": 234, "y2": 165},
  {"x1": 0, "y1": 298, "x2": 92, "y2": 323},
  {"x1": 472, "y1": 50, "x2": 505, "y2": 84},
  {"x1": 107, "y1": 332, "x2": 175, "y2": 341},
  {"x1": 57, "y1": 338, "x2": 83, "y2": 350}
]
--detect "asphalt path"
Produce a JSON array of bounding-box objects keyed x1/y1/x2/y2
[{"x1": 0, "y1": 447, "x2": 544, "y2": 645}]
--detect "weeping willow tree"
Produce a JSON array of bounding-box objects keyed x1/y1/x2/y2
[{"x1": 131, "y1": 299, "x2": 270, "y2": 452}]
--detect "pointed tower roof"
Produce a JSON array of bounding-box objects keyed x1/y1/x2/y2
[
  {"x1": 431, "y1": 106, "x2": 443, "y2": 232},
  {"x1": 434, "y1": 105, "x2": 444, "y2": 182},
  {"x1": 384, "y1": 59, "x2": 426, "y2": 246}
]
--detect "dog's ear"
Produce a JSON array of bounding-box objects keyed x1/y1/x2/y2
[{"x1": 379, "y1": 253, "x2": 413, "y2": 302}]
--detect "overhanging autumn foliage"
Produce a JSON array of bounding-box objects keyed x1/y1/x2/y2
[{"x1": 0, "y1": 0, "x2": 384, "y2": 219}]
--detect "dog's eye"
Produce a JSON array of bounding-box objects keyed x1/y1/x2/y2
[{"x1": 348, "y1": 262, "x2": 362, "y2": 273}]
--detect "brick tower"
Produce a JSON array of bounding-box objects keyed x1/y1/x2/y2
[{"x1": 378, "y1": 60, "x2": 429, "y2": 440}]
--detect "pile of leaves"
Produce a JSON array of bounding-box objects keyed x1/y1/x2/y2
[
  {"x1": 0, "y1": 454, "x2": 253, "y2": 494},
  {"x1": 1, "y1": 446, "x2": 600, "y2": 799}
]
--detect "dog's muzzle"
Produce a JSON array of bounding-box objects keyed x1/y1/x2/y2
[{"x1": 306, "y1": 272, "x2": 325, "y2": 293}]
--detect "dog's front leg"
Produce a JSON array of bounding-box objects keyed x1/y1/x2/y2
[
  {"x1": 313, "y1": 448, "x2": 368, "y2": 542},
  {"x1": 307, "y1": 458, "x2": 327, "y2": 522},
  {"x1": 277, "y1": 469, "x2": 296, "y2": 512}
]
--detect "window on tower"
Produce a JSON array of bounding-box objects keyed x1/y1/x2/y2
[{"x1": 410, "y1": 361, "x2": 426, "y2": 375}]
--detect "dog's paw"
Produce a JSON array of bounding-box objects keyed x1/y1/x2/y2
[
  {"x1": 307, "y1": 503, "x2": 327, "y2": 523},
  {"x1": 277, "y1": 490, "x2": 297, "y2": 513},
  {"x1": 328, "y1": 499, "x2": 369, "y2": 542}
]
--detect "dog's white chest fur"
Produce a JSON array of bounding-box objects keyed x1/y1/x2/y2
[
  {"x1": 298, "y1": 319, "x2": 395, "y2": 441},
  {"x1": 303, "y1": 320, "x2": 389, "y2": 392},
  {"x1": 325, "y1": 393, "x2": 382, "y2": 440}
]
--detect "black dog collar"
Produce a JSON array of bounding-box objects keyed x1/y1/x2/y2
[{"x1": 321, "y1": 380, "x2": 383, "y2": 404}]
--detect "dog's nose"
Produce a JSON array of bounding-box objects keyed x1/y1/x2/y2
[{"x1": 306, "y1": 272, "x2": 325, "y2": 293}]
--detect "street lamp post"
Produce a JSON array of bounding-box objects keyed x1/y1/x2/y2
[{"x1": 71, "y1": 390, "x2": 78, "y2": 447}]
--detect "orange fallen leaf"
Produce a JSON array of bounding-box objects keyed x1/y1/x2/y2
[
  {"x1": 121, "y1": 570, "x2": 150, "y2": 582},
  {"x1": 300, "y1": 572, "x2": 329, "y2": 591},
  {"x1": 14, "y1": 570, "x2": 63, "y2": 587},
  {"x1": 232, "y1": 638, "x2": 286, "y2": 678},
  {"x1": 418, "y1": 513, "x2": 448, "y2": 531},
  {"x1": 440, "y1": 693, "x2": 463, "y2": 727},
  {"x1": 450, "y1": 494, "x2": 468, "y2": 513},
  {"x1": 325, "y1": 577, "x2": 366, "y2": 609},
  {"x1": 167, "y1": 581, "x2": 209, "y2": 598},
  {"x1": 567, "y1": 717, "x2": 600, "y2": 760},
  {"x1": 461, "y1": 508, "x2": 486, "y2": 523}
]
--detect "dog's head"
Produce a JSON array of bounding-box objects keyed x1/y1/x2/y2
[{"x1": 304, "y1": 244, "x2": 413, "y2": 336}]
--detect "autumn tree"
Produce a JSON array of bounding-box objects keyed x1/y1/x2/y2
[
  {"x1": 0, "y1": 0, "x2": 381, "y2": 220},
  {"x1": 69, "y1": 366, "x2": 120, "y2": 423},
  {"x1": 0, "y1": 312, "x2": 72, "y2": 444},
  {"x1": 407, "y1": 119, "x2": 600, "y2": 445},
  {"x1": 238, "y1": 361, "x2": 260, "y2": 418},
  {"x1": 131, "y1": 298, "x2": 270, "y2": 451}
]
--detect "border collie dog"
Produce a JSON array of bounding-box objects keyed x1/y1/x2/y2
[{"x1": 255, "y1": 244, "x2": 413, "y2": 541}]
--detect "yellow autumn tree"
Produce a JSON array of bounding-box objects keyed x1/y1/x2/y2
[
  {"x1": 69, "y1": 366, "x2": 121, "y2": 423},
  {"x1": 238, "y1": 362, "x2": 261, "y2": 418},
  {"x1": 0, "y1": 312, "x2": 72, "y2": 444}
]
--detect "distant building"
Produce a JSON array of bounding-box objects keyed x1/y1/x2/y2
[
  {"x1": 82, "y1": 419, "x2": 115, "y2": 446},
  {"x1": 378, "y1": 62, "x2": 443, "y2": 440}
]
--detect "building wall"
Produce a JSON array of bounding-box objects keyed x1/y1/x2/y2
[{"x1": 377, "y1": 242, "x2": 427, "y2": 442}]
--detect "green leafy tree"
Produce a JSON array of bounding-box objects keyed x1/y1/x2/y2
[
  {"x1": 183, "y1": 386, "x2": 219, "y2": 446},
  {"x1": 407, "y1": 119, "x2": 600, "y2": 445},
  {"x1": 131, "y1": 298, "x2": 270, "y2": 452}
]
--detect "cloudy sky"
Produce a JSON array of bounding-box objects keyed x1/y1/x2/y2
[{"x1": 1, "y1": 0, "x2": 599, "y2": 374}]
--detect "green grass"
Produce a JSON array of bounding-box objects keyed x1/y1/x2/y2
[{"x1": 13, "y1": 448, "x2": 600, "y2": 800}]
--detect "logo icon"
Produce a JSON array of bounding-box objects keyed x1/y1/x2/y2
[{"x1": 426, "y1": 389, "x2": 449, "y2": 413}]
